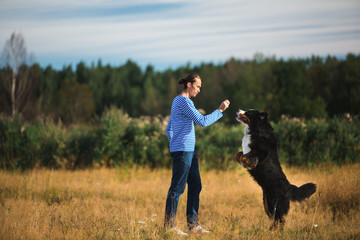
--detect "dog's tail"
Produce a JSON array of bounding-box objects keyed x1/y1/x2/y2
[{"x1": 290, "y1": 183, "x2": 316, "y2": 202}]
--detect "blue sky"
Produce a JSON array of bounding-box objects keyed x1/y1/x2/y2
[{"x1": 0, "y1": 0, "x2": 359, "y2": 71}]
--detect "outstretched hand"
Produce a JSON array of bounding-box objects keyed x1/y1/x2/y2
[{"x1": 218, "y1": 99, "x2": 230, "y2": 112}]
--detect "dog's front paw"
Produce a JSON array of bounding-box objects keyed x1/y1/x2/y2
[
  {"x1": 240, "y1": 154, "x2": 259, "y2": 170},
  {"x1": 235, "y1": 152, "x2": 244, "y2": 166}
]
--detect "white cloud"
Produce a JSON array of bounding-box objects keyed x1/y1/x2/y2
[{"x1": 0, "y1": 0, "x2": 359, "y2": 70}]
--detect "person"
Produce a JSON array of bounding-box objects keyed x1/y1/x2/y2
[{"x1": 164, "y1": 73, "x2": 230, "y2": 235}]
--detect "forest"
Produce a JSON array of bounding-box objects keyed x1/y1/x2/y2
[{"x1": 1, "y1": 51, "x2": 359, "y2": 123}]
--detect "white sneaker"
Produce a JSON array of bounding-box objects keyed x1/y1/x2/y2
[
  {"x1": 167, "y1": 227, "x2": 188, "y2": 236},
  {"x1": 188, "y1": 225, "x2": 210, "y2": 234}
]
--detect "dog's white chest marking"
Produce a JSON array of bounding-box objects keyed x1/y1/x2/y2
[{"x1": 242, "y1": 125, "x2": 251, "y2": 154}]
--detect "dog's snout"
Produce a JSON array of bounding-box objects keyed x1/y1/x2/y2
[{"x1": 237, "y1": 109, "x2": 245, "y2": 115}]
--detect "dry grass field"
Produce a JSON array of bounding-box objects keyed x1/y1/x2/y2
[{"x1": 1, "y1": 164, "x2": 360, "y2": 240}]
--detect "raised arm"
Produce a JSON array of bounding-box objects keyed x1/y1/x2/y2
[{"x1": 181, "y1": 98, "x2": 228, "y2": 127}]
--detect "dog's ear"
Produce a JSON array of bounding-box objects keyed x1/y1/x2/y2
[{"x1": 260, "y1": 112, "x2": 268, "y2": 120}]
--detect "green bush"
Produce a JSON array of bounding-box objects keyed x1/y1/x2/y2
[
  {"x1": 95, "y1": 107, "x2": 130, "y2": 167},
  {"x1": 274, "y1": 116, "x2": 360, "y2": 166},
  {"x1": 65, "y1": 126, "x2": 98, "y2": 169},
  {"x1": 0, "y1": 111, "x2": 359, "y2": 171},
  {"x1": 117, "y1": 117, "x2": 170, "y2": 168},
  {"x1": 95, "y1": 107, "x2": 171, "y2": 168},
  {"x1": 0, "y1": 118, "x2": 39, "y2": 170},
  {"x1": 38, "y1": 120, "x2": 68, "y2": 169}
]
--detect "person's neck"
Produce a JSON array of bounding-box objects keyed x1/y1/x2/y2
[{"x1": 180, "y1": 90, "x2": 190, "y2": 98}]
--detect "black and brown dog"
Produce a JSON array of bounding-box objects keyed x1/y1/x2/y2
[{"x1": 235, "y1": 109, "x2": 316, "y2": 229}]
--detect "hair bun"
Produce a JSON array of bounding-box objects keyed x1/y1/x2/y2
[{"x1": 178, "y1": 78, "x2": 185, "y2": 85}]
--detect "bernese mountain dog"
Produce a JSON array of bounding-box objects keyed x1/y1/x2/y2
[{"x1": 235, "y1": 109, "x2": 316, "y2": 229}]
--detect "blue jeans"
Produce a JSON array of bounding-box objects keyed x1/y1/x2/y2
[{"x1": 164, "y1": 151, "x2": 202, "y2": 228}]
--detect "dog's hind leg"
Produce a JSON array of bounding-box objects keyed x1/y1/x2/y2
[
  {"x1": 263, "y1": 195, "x2": 280, "y2": 230},
  {"x1": 269, "y1": 199, "x2": 279, "y2": 230},
  {"x1": 270, "y1": 196, "x2": 289, "y2": 230},
  {"x1": 263, "y1": 193, "x2": 272, "y2": 219}
]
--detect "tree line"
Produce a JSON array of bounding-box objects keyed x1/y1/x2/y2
[{"x1": 1, "y1": 33, "x2": 359, "y2": 123}]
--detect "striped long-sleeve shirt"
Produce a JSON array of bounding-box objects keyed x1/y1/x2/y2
[{"x1": 166, "y1": 95, "x2": 223, "y2": 152}]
